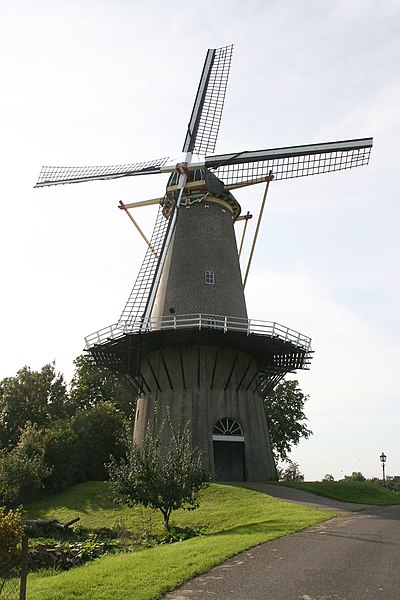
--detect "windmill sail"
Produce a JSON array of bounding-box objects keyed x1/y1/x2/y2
[
  {"x1": 117, "y1": 203, "x2": 172, "y2": 328},
  {"x1": 34, "y1": 46, "x2": 235, "y2": 332},
  {"x1": 183, "y1": 44, "x2": 233, "y2": 156},
  {"x1": 205, "y1": 138, "x2": 373, "y2": 188},
  {"x1": 124, "y1": 46, "x2": 235, "y2": 325},
  {"x1": 34, "y1": 157, "x2": 170, "y2": 187}
]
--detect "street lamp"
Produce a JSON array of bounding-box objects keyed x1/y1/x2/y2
[{"x1": 380, "y1": 452, "x2": 387, "y2": 486}]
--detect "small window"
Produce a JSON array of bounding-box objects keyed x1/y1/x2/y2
[{"x1": 205, "y1": 270, "x2": 215, "y2": 285}]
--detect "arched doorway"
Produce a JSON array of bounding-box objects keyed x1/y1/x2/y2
[{"x1": 212, "y1": 417, "x2": 246, "y2": 481}]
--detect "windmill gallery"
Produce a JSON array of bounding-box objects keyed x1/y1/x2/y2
[{"x1": 35, "y1": 46, "x2": 372, "y2": 482}]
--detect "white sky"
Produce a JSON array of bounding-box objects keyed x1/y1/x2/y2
[{"x1": 1, "y1": 0, "x2": 399, "y2": 481}]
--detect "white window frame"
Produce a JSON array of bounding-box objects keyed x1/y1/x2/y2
[
  {"x1": 205, "y1": 269, "x2": 215, "y2": 285},
  {"x1": 212, "y1": 417, "x2": 244, "y2": 441}
]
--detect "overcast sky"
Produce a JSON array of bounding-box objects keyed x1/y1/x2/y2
[{"x1": 1, "y1": 0, "x2": 399, "y2": 481}]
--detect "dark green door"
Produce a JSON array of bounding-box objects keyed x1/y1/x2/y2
[{"x1": 213, "y1": 441, "x2": 246, "y2": 481}]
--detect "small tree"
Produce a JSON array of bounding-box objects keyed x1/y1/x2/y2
[
  {"x1": 342, "y1": 471, "x2": 366, "y2": 482},
  {"x1": 322, "y1": 474, "x2": 335, "y2": 482},
  {"x1": 384, "y1": 475, "x2": 400, "y2": 494},
  {"x1": 108, "y1": 421, "x2": 209, "y2": 529},
  {"x1": 279, "y1": 460, "x2": 304, "y2": 482}
]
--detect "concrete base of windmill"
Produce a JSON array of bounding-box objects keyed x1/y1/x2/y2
[{"x1": 133, "y1": 345, "x2": 277, "y2": 482}]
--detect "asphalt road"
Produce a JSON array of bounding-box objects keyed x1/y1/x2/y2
[{"x1": 163, "y1": 486, "x2": 400, "y2": 600}]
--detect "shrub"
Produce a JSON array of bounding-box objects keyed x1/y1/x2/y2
[
  {"x1": 0, "y1": 506, "x2": 24, "y2": 576},
  {"x1": 0, "y1": 436, "x2": 51, "y2": 506}
]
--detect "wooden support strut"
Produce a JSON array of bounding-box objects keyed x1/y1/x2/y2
[
  {"x1": 118, "y1": 200, "x2": 158, "y2": 258},
  {"x1": 243, "y1": 171, "x2": 274, "y2": 288},
  {"x1": 238, "y1": 211, "x2": 253, "y2": 259}
]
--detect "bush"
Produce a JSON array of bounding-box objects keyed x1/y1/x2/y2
[
  {"x1": 0, "y1": 506, "x2": 24, "y2": 575},
  {"x1": 70, "y1": 402, "x2": 128, "y2": 481},
  {"x1": 0, "y1": 429, "x2": 51, "y2": 505},
  {"x1": 156, "y1": 526, "x2": 203, "y2": 545}
]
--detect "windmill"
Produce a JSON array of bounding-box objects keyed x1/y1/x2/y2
[{"x1": 35, "y1": 45, "x2": 372, "y2": 481}]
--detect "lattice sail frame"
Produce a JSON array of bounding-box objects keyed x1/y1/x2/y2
[
  {"x1": 35, "y1": 157, "x2": 170, "y2": 187},
  {"x1": 118, "y1": 204, "x2": 171, "y2": 328},
  {"x1": 183, "y1": 45, "x2": 233, "y2": 156},
  {"x1": 34, "y1": 139, "x2": 372, "y2": 190},
  {"x1": 34, "y1": 46, "x2": 235, "y2": 189},
  {"x1": 205, "y1": 138, "x2": 372, "y2": 188}
]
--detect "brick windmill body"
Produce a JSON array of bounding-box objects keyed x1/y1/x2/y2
[{"x1": 36, "y1": 46, "x2": 372, "y2": 481}]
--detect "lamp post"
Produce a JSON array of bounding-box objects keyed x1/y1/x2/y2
[{"x1": 380, "y1": 452, "x2": 387, "y2": 487}]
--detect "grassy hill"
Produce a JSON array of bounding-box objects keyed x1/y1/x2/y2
[
  {"x1": 25, "y1": 481, "x2": 335, "y2": 600},
  {"x1": 274, "y1": 480, "x2": 400, "y2": 505},
  {"x1": 24, "y1": 479, "x2": 399, "y2": 599}
]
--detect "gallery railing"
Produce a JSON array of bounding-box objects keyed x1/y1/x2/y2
[{"x1": 85, "y1": 313, "x2": 312, "y2": 351}]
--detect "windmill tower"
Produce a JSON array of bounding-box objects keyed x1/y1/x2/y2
[{"x1": 35, "y1": 46, "x2": 372, "y2": 481}]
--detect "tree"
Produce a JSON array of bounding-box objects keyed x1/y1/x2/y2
[
  {"x1": 0, "y1": 359, "x2": 133, "y2": 500},
  {"x1": 263, "y1": 379, "x2": 312, "y2": 462},
  {"x1": 0, "y1": 424, "x2": 52, "y2": 505},
  {"x1": 0, "y1": 363, "x2": 68, "y2": 449},
  {"x1": 108, "y1": 421, "x2": 209, "y2": 529},
  {"x1": 385, "y1": 476, "x2": 400, "y2": 494},
  {"x1": 342, "y1": 471, "x2": 366, "y2": 482},
  {"x1": 0, "y1": 404, "x2": 128, "y2": 503},
  {"x1": 322, "y1": 474, "x2": 335, "y2": 482},
  {"x1": 278, "y1": 460, "x2": 304, "y2": 482},
  {"x1": 368, "y1": 476, "x2": 400, "y2": 494},
  {"x1": 70, "y1": 402, "x2": 128, "y2": 481},
  {"x1": 69, "y1": 355, "x2": 135, "y2": 418}
]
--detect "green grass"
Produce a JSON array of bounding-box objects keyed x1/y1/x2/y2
[
  {"x1": 25, "y1": 482, "x2": 335, "y2": 599},
  {"x1": 274, "y1": 480, "x2": 400, "y2": 505}
]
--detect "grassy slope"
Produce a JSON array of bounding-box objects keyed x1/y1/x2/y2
[
  {"x1": 25, "y1": 482, "x2": 334, "y2": 600},
  {"x1": 274, "y1": 481, "x2": 400, "y2": 505}
]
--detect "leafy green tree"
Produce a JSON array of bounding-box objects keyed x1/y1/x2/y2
[
  {"x1": 342, "y1": 471, "x2": 366, "y2": 482},
  {"x1": 278, "y1": 460, "x2": 304, "y2": 482},
  {"x1": 108, "y1": 421, "x2": 209, "y2": 529},
  {"x1": 69, "y1": 355, "x2": 135, "y2": 418},
  {"x1": 322, "y1": 473, "x2": 335, "y2": 482},
  {"x1": 368, "y1": 476, "x2": 400, "y2": 493},
  {"x1": 0, "y1": 363, "x2": 68, "y2": 448},
  {"x1": 39, "y1": 421, "x2": 80, "y2": 492},
  {"x1": 0, "y1": 424, "x2": 52, "y2": 505},
  {"x1": 385, "y1": 476, "x2": 400, "y2": 494},
  {"x1": 263, "y1": 380, "x2": 312, "y2": 461},
  {"x1": 12, "y1": 420, "x2": 80, "y2": 494},
  {"x1": 0, "y1": 359, "x2": 133, "y2": 499},
  {"x1": 70, "y1": 402, "x2": 128, "y2": 481}
]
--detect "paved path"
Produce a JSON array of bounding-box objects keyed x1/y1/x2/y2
[{"x1": 163, "y1": 486, "x2": 400, "y2": 600}]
